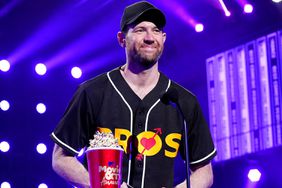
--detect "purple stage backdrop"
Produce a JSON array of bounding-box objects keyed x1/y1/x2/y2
[{"x1": 0, "y1": 0, "x2": 282, "y2": 187}]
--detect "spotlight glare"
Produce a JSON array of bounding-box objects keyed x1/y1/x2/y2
[
  {"x1": 0, "y1": 100, "x2": 10, "y2": 111},
  {"x1": 0, "y1": 60, "x2": 10, "y2": 72},
  {"x1": 272, "y1": 0, "x2": 282, "y2": 3},
  {"x1": 71, "y1": 67, "x2": 82, "y2": 79},
  {"x1": 36, "y1": 143, "x2": 47, "y2": 154},
  {"x1": 248, "y1": 169, "x2": 261, "y2": 182},
  {"x1": 38, "y1": 183, "x2": 48, "y2": 188},
  {"x1": 244, "y1": 4, "x2": 253, "y2": 13},
  {"x1": 0, "y1": 141, "x2": 10, "y2": 152},
  {"x1": 36, "y1": 103, "x2": 46, "y2": 114},
  {"x1": 219, "y1": 0, "x2": 231, "y2": 17},
  {"x1": 1, "y1": 182, "x2": 11, "y2": 188},
  {"x1": 35, "y1": 63, "x2": 47, "y2": 75},
  {"x1": 195, "y1": 23, "x2": 204, "y2": 32}
]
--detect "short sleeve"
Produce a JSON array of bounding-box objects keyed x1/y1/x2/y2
[
  {"x1": 50, "y1": 85, "x2": 95, "y2": 156},
  {"x1": 180, "y1": 96, "x2": 216, "y2": 168}
]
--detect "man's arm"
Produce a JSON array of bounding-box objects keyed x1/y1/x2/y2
[
  {"x1": 52, "y1": 143, "x2": 90, "y2": 188},
  {"x1": 174, "y1": 162, "x2": 213, "y2": 188}
]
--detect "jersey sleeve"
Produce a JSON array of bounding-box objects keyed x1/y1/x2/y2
[
  {"x1": 50, "y1": 85, "x2": 95, "y2": 156},
  {"x1": 180, "y1": 95, "x2": 217, "y2": 168}
]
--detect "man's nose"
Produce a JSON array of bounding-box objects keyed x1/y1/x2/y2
[{"x1": 144, "y1": 32, "x2": 154, "y2": 44}]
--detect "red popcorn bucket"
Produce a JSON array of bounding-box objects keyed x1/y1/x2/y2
[{"x1": 86, "y1": 147, "x2": 124, "y2": 188}]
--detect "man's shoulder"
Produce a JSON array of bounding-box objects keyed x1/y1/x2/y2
[
  {"x1": 80, "y1": 72, "x2": 109, "y2": 89},
  {"x1": 79, "y1": 67, "x2": 120, "y2": 91},
  {"x1": 170, "y1": 81, "x2": 196, "y2": 98}
]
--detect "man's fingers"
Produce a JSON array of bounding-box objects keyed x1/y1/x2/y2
[{"x1": 121, "y1": 182, "x2": 128, "y2": 188}]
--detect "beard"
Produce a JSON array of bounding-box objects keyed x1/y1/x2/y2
[{"x1": 129, "y1": 45, "x2": 164, "y2": 68}]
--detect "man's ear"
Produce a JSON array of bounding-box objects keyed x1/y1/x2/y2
[
  {"x1": 162, "y1": 32, "x2": 167, "y2": 44},
  {"x1": 117, "y1": 31, "x2": 126, "y2": 48}
]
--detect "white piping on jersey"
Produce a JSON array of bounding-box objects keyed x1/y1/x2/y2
[
  {"x1": 108, "y1": 70, "x2": 171, "y2": 188},
  {"x1": 190, "y1": 148, "x2": 217, "y2": 164},
  {"x1": 51, "y1": 132, "x2": 80, "y2": 154},
  {"x1": 141, "y1": 80, "x2": 171, "y2": 188},
  {"x1": 107, "y1": 72, "x2": 134, "y2": 185}
]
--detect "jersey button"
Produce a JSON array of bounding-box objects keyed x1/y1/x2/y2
[
  {"x1": 138, "y1": 108, "x2": 145, "y2": 114},
  {"x1": 137, "y1": 162, "x2": 143, "y2": 168},
  {"x1": 138, "y1": 122, "x2": 142, "y2": 128}
]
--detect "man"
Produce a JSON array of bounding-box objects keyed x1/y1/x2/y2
[{"x1": 51, "y1": 1, "x2": 216, "y2": 188}]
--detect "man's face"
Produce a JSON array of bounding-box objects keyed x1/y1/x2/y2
[{"x1": 124, "y1": 21, "x2": 166, "y2": 67}]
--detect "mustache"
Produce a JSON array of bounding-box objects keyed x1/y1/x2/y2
[{"x1": 140, "y1": 44, "x2": 157, "y2": 48}]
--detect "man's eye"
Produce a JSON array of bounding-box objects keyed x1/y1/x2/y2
[
  {"x1": 154, "y1": 29, "x2": 161, "y2": 33},
  {"x1": 135, "y1": 29, "x2": 144, "y2": 33},
  {"x1": 134, "y1": 28, "x2": 144, "y2": 33}
]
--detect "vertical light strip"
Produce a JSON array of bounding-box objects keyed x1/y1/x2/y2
[{"x1": 107, "y1": 72, "x2": 133, "y2": 184}]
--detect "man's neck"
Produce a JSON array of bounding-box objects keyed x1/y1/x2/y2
[{"x1": 120, "y1": 62, "x2": 160, "y2": 99}]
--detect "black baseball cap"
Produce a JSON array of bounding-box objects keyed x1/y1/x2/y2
[{"x1": 120, "y1": 1, "x2": 166, "y2": 32}]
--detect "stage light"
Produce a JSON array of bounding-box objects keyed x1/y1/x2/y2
[
  {"x1": 0, "y1": 100, "x2": 10, "y2": 111},
  {"x1": 218, "y1": 0, "x2": 231, "y2": 17},
  {"x1": 0, "y1": 141, "x2": 10, "y2": 152},
  {"x1": 244, "y1": 4, "x2": 253, "y2": 13},
  {"x1": 38, "y1": 183, "x2": 48, "y2": 188},
  {"x1": 36, "y1": 143, "x2": 47, "y2": 154},
  {"x1": 36, "y1": 103, "x2": 46, "y2": 114},
  {"x1": 0, "y1": 182, "x2": 11, "y2": 188},
  {"x1": 248, "y1": 169, "x2": 261, "y2": 182},
  {"x1": 35, "y1": 63, "x2": 47, "y2": 76},
  {"x1": 0, "y1": 60, "x2": 10, "y2": 72},
  {"x1": 225, "y1": 11, "x2": 231, "y2": 17},
  {"x1": 272, "y1": 0, "x2": 282, "y2": 3},
  {"x1": 195, "y1": 23, "x2": 204, "y2": 32},
  {"x1": 71, "y1": 66, "x2": 82, "y2": 79}
]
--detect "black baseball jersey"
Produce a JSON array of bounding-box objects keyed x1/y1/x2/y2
[{"x1": 51, "y1": 67, "x2": 216, "y2": 188}]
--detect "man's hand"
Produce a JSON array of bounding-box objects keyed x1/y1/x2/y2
[
  {"x1": 121, "y1": 182, "x2": 129, "y2": 188},
  {"x1": 174, "y1": 180, "x2": 186, "y2": 188}
]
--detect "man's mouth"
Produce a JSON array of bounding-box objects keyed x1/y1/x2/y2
[{"x1": 141, "y1": 45, "x2": 156, "y2": 51}]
